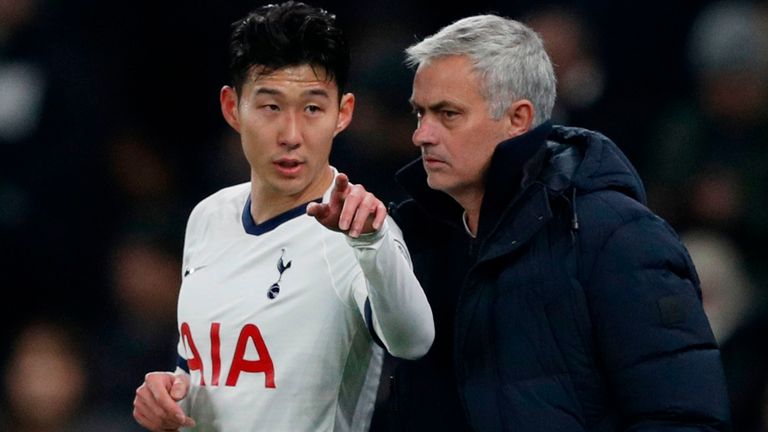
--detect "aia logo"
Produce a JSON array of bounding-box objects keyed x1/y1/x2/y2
[
  {"x1": 268, "y1": 248, "x2": 292, "y2": 299},
  {"x1": 181, "y1": 322, "x2": 275, "y2": 388}
]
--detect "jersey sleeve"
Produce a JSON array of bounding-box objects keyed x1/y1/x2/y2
[
  {"x1": 180, "y1": 200, "x2": 208, "y2": 278},
  {"x1": 346, "y1": 216, "x2": 434, "y2": 360}
]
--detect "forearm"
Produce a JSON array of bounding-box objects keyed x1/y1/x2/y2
[{"x1": 348, "y1": 217, "x2": 434, "y2": 359}]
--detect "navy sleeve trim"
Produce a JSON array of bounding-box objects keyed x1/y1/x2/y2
[
  {"x1": 177, "y1": 355, "x2": 189, "y2": 373},
  {"x1": 364, "y1": 298, "x2": 386, "y2": 349}
]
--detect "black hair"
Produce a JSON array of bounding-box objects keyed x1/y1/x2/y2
[{"x1": 228, "y1": 1, "x2": 350, "y2": 96}]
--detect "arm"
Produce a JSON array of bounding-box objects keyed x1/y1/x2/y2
[
  {"x1": 133, "y1": 204, "x2": 199, "y2": 431},
  {"x1": 586, "y1": 214, "x2": 730, "y2": 430},
  {"x1": 347, "y1": 217, "x2": 434, "y2": 359},
  {"x1": 133, "y1": 368, "x2": 195, "y2": 431},
  {"x1": 308, "y1": 173, "x2": 434, "y2": 360}
]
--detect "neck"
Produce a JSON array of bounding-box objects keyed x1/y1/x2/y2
[
  {"x1": 249, "y1": 166, "x2": 333, "y2": 224},
  {"x1": 455, "y1": 191, "x2": 484, "y2": 237}
]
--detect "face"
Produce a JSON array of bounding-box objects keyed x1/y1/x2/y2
[
  {"x1": 221, "y1": 65, "x2": 354, "y2": 204},
  {"x1": 410, "y1": 55, "x2": 511, "y2": 204}
]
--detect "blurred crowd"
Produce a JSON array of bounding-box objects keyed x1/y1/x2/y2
[{"x1": 1, "y1": 0, "x2": 767, "y2": 430}]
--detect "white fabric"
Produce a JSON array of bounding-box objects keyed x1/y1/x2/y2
[{"x1": 175, "y1": 175, "x2": 432, "y2": 432}]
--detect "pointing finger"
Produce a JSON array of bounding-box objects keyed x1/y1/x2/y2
[{"x1": 330, "y1": 173, "x2": 350, "y2": 205}]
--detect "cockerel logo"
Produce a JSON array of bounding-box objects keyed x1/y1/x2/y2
[{"x1": 267, "y1": 248, "x2": 292, "y2": 299}]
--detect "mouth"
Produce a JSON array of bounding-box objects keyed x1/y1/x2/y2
[
  {"x1": 422, "y1": 155, "x2": 446, "y2": 170},
  {"x1": 273, "y1": 159, "x2": 304, "y2": 176}
]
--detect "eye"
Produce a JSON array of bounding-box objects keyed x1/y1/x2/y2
[
  {"x1": 441, "y1": 110, "x2": 459, "y2": 119},
  {"x1": 411, "y1": 108, "x2": 423, "y2": 120},
  {"x1": 261, "y1": 104, "x2": 280, "y2": 112},
  {"x1": 305, "y1": 105, "x2": 322, "y2": 114}
]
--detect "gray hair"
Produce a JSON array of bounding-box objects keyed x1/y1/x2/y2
[{"x1": 405, "y1": 15, "x2": 556, "y2": 125}]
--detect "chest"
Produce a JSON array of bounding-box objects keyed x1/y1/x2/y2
[
  {"x1": 180, "y1": 229, "x2": 345, "y2": 319},
  {"x1": 177, "y1": 221, "x2": 364, "y2": 386}
]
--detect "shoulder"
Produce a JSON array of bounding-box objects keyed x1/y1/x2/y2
[
  {"x1": 573, "y1": 189, "x2": 692, "y2": 278},
  {"x1": 184, "y1": 182, "x2": 250, "y2": 240},
  {"x1": 577, "y1": 189, "x2": 653, "y2": 229},
  {"x1": 188, "y1": 183, "x2": 250, "y2": 223},
  {"x1": 574, "y1": 189, "x2": 678, "y2": 250}
]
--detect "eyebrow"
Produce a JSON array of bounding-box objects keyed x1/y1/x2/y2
[
  {"x1": 410, "y1": 99, "x2": 456, "y2": 112},
  {"x1": 253, "y1": 87, "x2": 331, "y2": 99},
  {"x1": 254, "y1": 87, "x2": 282, "y2": 96},
  {"x1": 304, "y1": 89, "x2": 330, "y2": 99}
]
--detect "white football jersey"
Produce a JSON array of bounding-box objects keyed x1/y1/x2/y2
[{"x1": 176, "y1": 181, "x2": 385, "y2": 432}]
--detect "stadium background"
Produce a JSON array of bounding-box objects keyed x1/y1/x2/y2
[{"x1": 1, "y1": 0, "x2": 767, "y2": 430}]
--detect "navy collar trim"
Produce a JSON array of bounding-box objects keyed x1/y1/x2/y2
[{"x1": 241, "y1": 195, "x2": 321, "y2": 236}]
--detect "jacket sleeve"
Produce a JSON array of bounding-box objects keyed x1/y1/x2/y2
[
  {"x1": 346, "y1": 216, "x2": 435, "y2": 360},
  {"x1": 584, "y1": 213, "x2": 731, "y2": 431}
]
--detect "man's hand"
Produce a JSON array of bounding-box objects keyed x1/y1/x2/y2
[
  {"x1": 133, "y1": 371, "x2": 195, "y2": 431},
  {"x1": 307, "y1": 173, "x2": 387, "y2": 237}
]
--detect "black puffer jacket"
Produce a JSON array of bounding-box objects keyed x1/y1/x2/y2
[{"x1": 387, "y1": 123, "x2": 731, "y2": 431}]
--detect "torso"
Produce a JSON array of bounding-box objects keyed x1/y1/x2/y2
[{"x1": 177, "y1": 183, "x2": 382, "y2": 431}]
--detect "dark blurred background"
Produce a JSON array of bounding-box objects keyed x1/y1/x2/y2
[{"x1": 1, "y1": 0, "x2": 767, "y2": 430}]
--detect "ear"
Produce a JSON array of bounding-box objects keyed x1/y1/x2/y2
[
  {"x1": 506, "y1": 99, "x2": 534, "y2": 138},
  {"x1": 220, "y1": 86, "x2": 241, "y2": 133},
  {"x1": 333, "y1": 92, "x2": 355, "y2": 137}
]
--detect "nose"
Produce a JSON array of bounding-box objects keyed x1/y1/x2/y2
[
  {"x1": 412, "y1": 117, "x2": 435, "y2": 148},
  {"x1": 279, "y1": 112, "x2": 302, "y2": 149}
]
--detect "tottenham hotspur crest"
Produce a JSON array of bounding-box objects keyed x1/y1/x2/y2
[{"x1": 268, "y1": 248, "x2": 292, "y2": 299}]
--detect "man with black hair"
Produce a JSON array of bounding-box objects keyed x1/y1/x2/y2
[{"x1": 131, "y1": 2, "x2": 433, "y2": 431}]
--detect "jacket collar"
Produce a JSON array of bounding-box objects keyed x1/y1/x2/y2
[
  {"x1": 477, "y1": 121, "x2": 551, "y2": 240},
  {"x1": 395, "y1": 155, "x2": 465, "y2": 230},
  {"x1": 477, "y1": 184, "x2": 553, "y2": 263},
  {"x1": 395, "y1": 122, "x2": 552, "y2": 232}
]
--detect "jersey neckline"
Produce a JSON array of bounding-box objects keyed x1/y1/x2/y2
[{"x1": 241, "y1": 195, "x2": 322, "y2": 236}]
